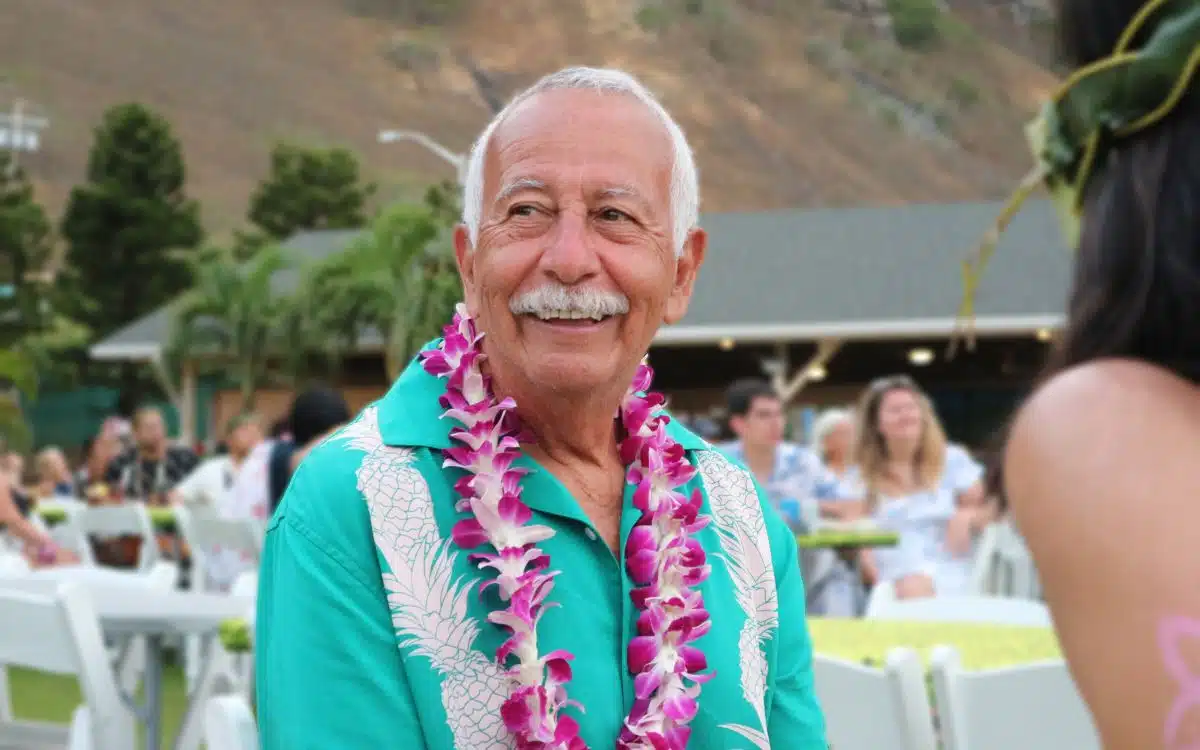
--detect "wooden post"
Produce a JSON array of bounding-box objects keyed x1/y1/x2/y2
[
  {"x1": 180, "y1": 359, "x2": 197, "y2": 446},
  {"x1": 776, "y1": 339, "x2": 844, "y2": 404}
]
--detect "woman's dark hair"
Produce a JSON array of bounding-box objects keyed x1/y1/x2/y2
[
  {"x1": 1049, "y1": 0, "x2": 1200, "y2": 379},
  {"x1": 989, "y1": 0, "x2": 1200, "y2": 501}
]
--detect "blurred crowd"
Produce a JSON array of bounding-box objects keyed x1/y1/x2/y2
[{"x1": 0, "y1": 385, "x2": 352, "y2": 577}]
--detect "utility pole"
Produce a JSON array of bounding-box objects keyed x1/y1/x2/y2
[
  {"x1": 0, "y1": 98, "x2": 49, "y2": 177},
  {"x1": 378, "y1": 129, "x2": 467, "y2": 185}
]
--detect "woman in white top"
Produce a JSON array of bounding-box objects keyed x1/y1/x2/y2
[{"x1": 853, "y1": 375, "x2": 996, "y2": 599}]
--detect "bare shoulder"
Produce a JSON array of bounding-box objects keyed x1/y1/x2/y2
[
  {"x1": 1007, "y1": 358, "x2": 1200, "y2": 513},
  {"x1": 1006, "y1": 359, "x2": 1200, "y2": 747}
]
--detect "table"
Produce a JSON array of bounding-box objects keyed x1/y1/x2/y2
[
  {"x1": 798, "y1": 523, "x2": 898, "y2": 614},
  {"x1": 37, "y1": 505, "x2": 178, "y2": 532},
  {"x1": 797, "y1": 529, "x2": 899, "y2": 549},
  {"x1": 808, "y1": 617, "x2": 1063, "y2": 669},
  {"x1": 3, "y1": 567, "x2": 251, "y2": 750}
]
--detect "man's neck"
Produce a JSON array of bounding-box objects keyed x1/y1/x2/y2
[
  {"x1": 741, "y1": 442, "x2": 778, "y2": 480},
  {"x1": 486, "y1": 350, "x2": 631, "y2": 470}
]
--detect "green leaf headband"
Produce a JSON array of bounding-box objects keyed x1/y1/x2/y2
[{"x1": 951, "y1": 0, "x2": 1200, "y2": 354}]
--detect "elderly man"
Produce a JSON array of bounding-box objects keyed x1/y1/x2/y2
[{"x1": 256, "y1": 67, "x2": 826, "y2": 749}]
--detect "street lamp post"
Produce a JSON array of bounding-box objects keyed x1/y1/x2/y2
[
  {"x1": 0, "y1": 99, "x2": 49, "y2": 178},
  {"x1": 378, "y1": 129, "x2": 467, "y2": 185}
]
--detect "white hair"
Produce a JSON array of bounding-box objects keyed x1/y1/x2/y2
[
  {"x1": 811, "y1": 407, "x2": 854, "y2": 459},
  {"x1": 461, "y1": 66, "x2": 699, "y2": 256}
]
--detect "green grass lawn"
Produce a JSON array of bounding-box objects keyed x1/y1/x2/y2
[{"x1": 11, "y1": 664, "x2": 190, "y2": 748}]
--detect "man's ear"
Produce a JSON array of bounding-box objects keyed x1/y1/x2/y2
[
  {"x1": 453, "y1": 224, "x2": 479, "y2": 316},
  {"x1": 663, "y1": 227, "x2": 707, "y2": 325}
]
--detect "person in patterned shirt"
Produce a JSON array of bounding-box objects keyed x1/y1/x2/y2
[
  {"x1": 104, "y1": 406, "x2": 199, "y2": 505},
  {"x1": 718, "y1": 378, "x2": 831, "y2": 530}
]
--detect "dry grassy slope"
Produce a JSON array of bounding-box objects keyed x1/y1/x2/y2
[{"x1": 3, "y1": 0, "x2": 1058, "y2": 232}]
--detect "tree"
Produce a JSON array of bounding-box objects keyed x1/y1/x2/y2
[
  {"x1": 305, "y1": 202, "x2": 460, "y2": 378},
  {"x1": 61, "y1": 103, "x2": 204, "y2": 339},
  {"x1": 248, "y1": 142, "x2": 376, "y2": 240},
  {"x1": 0, "y1": 154, "x2": 88, "y2": 422},
  {"x1": 0, "y1": 348, "x2": 37, "y2": 453},
  {"x1": 0, "y1": 152, "x2": 54, "y2": 345},
  {"x1": 168, "y1": 244, "x2": 290, "y2": 410}
]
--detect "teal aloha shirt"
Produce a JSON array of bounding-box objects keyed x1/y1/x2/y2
[{"x1": 256, "y1": 348, "x2": 828, "y2": 749}]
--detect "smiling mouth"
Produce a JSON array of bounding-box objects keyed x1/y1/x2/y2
[{"x1": 523, "y1": 311, "x2": 617, "y2": 328}]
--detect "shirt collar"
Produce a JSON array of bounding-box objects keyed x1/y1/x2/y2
[{"x1": 378, "y1": 339, "x2": 709, "y2": 452}]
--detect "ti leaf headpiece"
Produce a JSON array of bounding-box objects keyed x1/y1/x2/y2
[{"x1": 951, "y1": 0, "x2": 1200, "y2": 354}]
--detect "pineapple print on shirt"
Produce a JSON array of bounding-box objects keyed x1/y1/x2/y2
[
  {"x1": 336, "y1": 407, "x2": 514, "y2": 750},
  {"x1": 698, "y1": 450, "x2": 778, "y2": 750}
]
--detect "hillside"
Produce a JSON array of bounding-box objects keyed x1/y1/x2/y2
[{"x1": 2, "y1": 0, "x2": 1060, "y2": 232}]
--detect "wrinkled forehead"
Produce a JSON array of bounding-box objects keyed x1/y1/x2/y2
[{"x1": 484, "y1": 88, "x2": 673, "y2": 211}]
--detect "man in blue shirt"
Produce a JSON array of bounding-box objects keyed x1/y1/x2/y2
[{"x1": 718, "y1": 379, "x2": 830, "y2": 530}]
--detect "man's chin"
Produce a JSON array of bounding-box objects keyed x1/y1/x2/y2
[{"x1": 522, "y1": 351, "x2": 625, "y2": 396}]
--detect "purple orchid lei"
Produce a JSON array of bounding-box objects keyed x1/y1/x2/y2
[{"x1": 420, "y1": 304, "x2": 713, "y2": 750}]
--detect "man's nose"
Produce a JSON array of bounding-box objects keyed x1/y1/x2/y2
[{"x1": 538, "y1": 209, "x2": 601, "y2": 286}]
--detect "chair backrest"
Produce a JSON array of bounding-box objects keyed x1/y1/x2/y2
[
  {"x1": 970, "y1": 520, "x2": 1042, "y2": 599},
  {"x1": 177, "y1": 508, "x2": 263, "y2": 556},
  {"x1": 813, "y1": 647, "x2": 938, "y2": 750},
  {"x1": 0, "y1": 582, "x2": 135, "y2": 748},
  {"x1": 204, "y1": 694, "x2": 259, "y2": 750},
  {"x1": 76, "y1": 505, "x2": 158, "y2": 571},
  {"x1": 867, "y1": 594, "x2": 1052, "y2": 627},
  {"x1": 930, "y1": 645, "x2": 1100, "y2": 750},
  {"x1": 175, "y1": 507, "x2": 263, "y2": 591}
]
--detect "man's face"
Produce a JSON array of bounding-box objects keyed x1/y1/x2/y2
[
  {"x1": 135, "y1": 411, "x2": 166, "y2": 450},
  {"x1": 732, "y1": 395, "x2": 786, "y2": 448},
  {"x1": 455, "y1": 88, "x2": 707, "y2": 396},
  {"x1": 227, "y1": 422, "x2": 262, "y2": 457}
]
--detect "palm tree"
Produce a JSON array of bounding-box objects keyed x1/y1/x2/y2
[
  {"x1": 168, "y1": 244, "x2": 290, "y2": 410},
  {"x1": 310, "y1": 203, "x2": 461, "y2": 379}
]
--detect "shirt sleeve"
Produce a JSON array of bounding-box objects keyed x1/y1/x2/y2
[
  {"x1": 944, "y1": 444, "x2": 984, "y2": 494},
  {"x1": 762, "y1": 489, "x2": 828, "y2": 747},
  {"x1": 256, "y1": 454, "x2": 427, "y2": 750},
  {"x1": 172, "y1": 463, "x2": 208, "y2": 507},
  {"x1": 103, "y1": 452, "x2": 129, "y2": 484}
]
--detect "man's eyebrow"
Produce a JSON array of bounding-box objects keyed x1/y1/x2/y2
[
  {"x1": 597, "y1": 185, "x2": 652, "y2": 210},
  {"x1": 494, "y1": 177, "x2": 546, "y2": 205}
]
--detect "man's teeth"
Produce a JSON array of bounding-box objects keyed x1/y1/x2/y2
[{"x1": 534, "y1": 309, "x2": 606, "y2": 321}]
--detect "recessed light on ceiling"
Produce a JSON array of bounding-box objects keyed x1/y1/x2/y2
[
  {"x1": 718, "y1": 337, "x2": 735, "y2": 351},
  {"x1": 908, "y1": 348, "x2": 934, "y2": 366}
]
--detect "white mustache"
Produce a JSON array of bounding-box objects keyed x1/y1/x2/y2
[{"x1": 509, "y1": 284, "x2": 630, "y2": 321}]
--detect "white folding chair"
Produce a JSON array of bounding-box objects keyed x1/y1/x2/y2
[
  {"x1": 970, "y1": 520, "x2": 1043, "y2": 600},
  {"x1": 75, "y1": 505, "x2": 159, "y2": 572},
  {"x1": 204, "y1": 694, "x2": 259, "y2": 750},
  {"x1": 174, "y1": 507, "x2": 263, "y2": 593},
  {"x1": 813, "y1": 646, "x2": 938, "y2": 750},
  {"x1": 930, "y1": 645, "x2": 1101, "y2": 750},
  {"x1": 173, "y1": 507, "x2": 263, "y2": 697},
  {"x1": 30, "y1": 502, "x2": 97, "y2": 567},
  {"x1": 0, "y1": 582, "x2": 136, "y2": 749},
  {"x1": 866, "y1": 594, "x2": 1052, "y2": 627}
]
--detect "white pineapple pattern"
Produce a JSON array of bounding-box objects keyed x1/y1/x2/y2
[
  {"x1": 336, "y1": 407, "x2": 514, "y2": 750},
  {"x1": 697, "y1": 450, "x2": 778, "y2": 750}
]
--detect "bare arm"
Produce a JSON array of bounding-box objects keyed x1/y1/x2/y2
[
  {"x1": 1006, "y1": 359, "x2": 1200, "y2": 750},
  {"x1": 0, "y1": 475, "x2": 51, "y2": 550}
]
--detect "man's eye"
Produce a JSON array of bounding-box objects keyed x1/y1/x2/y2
[
  {"x1": 598, "y1": 208, "x2": 631, "y2": 222},
  {"x1": 510, "y1": 204, "x2": 538, "y2": 217}
]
